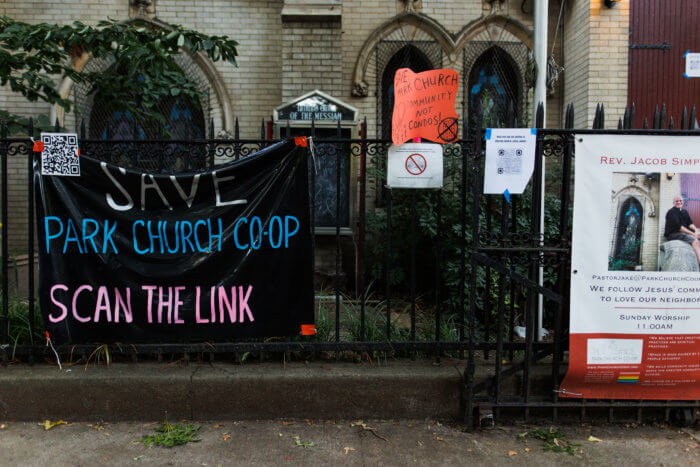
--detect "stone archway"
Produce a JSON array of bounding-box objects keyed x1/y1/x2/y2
[
  {"x1": 50, "y1": 17, "x2": 233, "y2": 133},
  {"x1": 351, "y1": 13, "x2": 533, "y2": 98},
  {"x1": 351, "y1": 12, "x2": 455, "y2": 98}
]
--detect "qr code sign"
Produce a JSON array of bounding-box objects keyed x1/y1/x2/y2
[
  {"x1": 690, "y1": 57, "x2": 700, "y2": 71},
  {"x1": 496, "y1": 147, "x2": 523, "y2": 175},
  {"x1": 686, "y1": 53, "x2": 700, "y2": 77},
  {"x1": 41, "y1": 133, "x2": 80, "y2": 176}
]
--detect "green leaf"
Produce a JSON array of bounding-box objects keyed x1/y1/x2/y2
[{"x1": 177, "y1": 34, "x2": 185, "y2": 47}]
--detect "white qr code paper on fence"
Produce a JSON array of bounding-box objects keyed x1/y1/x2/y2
[
  {"x1": 41, "y1": 133, "x2": 80, "y2": 176},
  {"x1": 496, "y1": 148, "x2": 523, "y2": 175},
  {"x1": 483, "y1": 128, "x2": 536, "y2": 194}
]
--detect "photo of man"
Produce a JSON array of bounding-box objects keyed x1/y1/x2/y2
[{"x1": 663, "y1": 195, "x2": 700, "y2": 267}]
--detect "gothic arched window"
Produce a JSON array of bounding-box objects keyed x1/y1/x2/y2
[
  {"x1": 74, "y1": 53, "x2": 211, "y2": 141},
  {"x1": 467, "y1": 46, "x2": 521, "y2": 132},
  {"x1": 381, "y1": 45, "x2": 434, "y2": 139},
  {"x1": 88, "y1": 88, "x2": 205, "y2": 140},
  {"x1": 612, "y1": 197, "x2": 644, "y2": 267}
]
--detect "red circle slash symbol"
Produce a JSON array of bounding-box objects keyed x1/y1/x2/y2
[{"x1": 405, "y1": 153, "x2": 427, "y2": 175}]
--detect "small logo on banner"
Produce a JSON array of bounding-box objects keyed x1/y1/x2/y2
[
  {"x1": 40, "y1": 133, "x2": 80, "y2": 177},
  {"x1": 616, "y1": 373, "x2": 640, "y2": 384}
]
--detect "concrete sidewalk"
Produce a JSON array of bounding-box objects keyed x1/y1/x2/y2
[{"x1": 0, "y1": 419, "x2": 696, "y2": 466}]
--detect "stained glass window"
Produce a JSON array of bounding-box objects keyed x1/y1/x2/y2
[
  {"x1": 467, "y1": 47, "x2": 520, "y2": 132},
  {"x1": 612, "y1": 197, "x2": 644, "y2": 268}
]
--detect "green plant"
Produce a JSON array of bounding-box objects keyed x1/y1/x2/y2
[
  {"x1": 520, "y1": 427, "x2": 581, "y2": 456},
  {"x1": 294, "y1": 436, "x2": 315, "y2": 448},
  {"x1": 137, "y1": 419, "x2": 201, "y2": 448},
  {"x1": 365, "y1": 143, "x2": 568, "y2": 337},
  {"x1": 341, "y1": 288, "x2": 411, "y2": 343},
  {"x1": 608, "y1": 239, "x2": 642, "y2": 270},
  {"x1": 84, "y1": 344, "x2": 110, "y2": 371},
  {"x1": 5, "y1": 293, "x2": 45, "y2": 356},
  {"x1": 0, "y1": 16, "x2": 238, "y2": 133}
]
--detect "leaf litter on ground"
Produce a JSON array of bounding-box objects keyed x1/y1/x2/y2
[
  {"x1": 40, "y1": 420, "x2": 66, "y2": 430},
  {"x1": 351, "y1": 420, "x2": 389, "y2": 441},
  {"x1": 137, "y1": 419, "x2": 201, "y2": 448},
  {"x1": 519, "y1": 427, "x2": 581, "y2": 456}
]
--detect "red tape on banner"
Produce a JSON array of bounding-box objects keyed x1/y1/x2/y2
[
  {"x1": 33, "y1": 141, "x2": 44, "y2": 152},
  {"x1": 294, "y1": 137, "x2": 308, "y2": 147},
  {"x1": 301, "y1": 324, "x2": 316, "y2": 335}
]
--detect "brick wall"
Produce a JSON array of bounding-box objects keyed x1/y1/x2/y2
[
  {"x1": 282, "y1": 21, "x2": 343, "y2": 102},
  {"x1": 157, "y1": 0, "x2": 283, "y2": 137},
  {"x1": 564, "y1": 0, "x2": 629, "y2": 128}
]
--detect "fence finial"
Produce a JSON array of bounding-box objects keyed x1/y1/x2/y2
[
  {"x1": 593, "y1": 103, "x2": 600, "y2": 129},
  {"x1": 681, "y1": 107, "x2": 688, "y2": 130},
  {"x1": 660, "y1": 103, "x2": 667, "y2": 129},
  {"x1": 629, "y1": 102, "x2": 636, "y2": 129},
  {"x1": 652, "y1": 105, "x2": 660, "y2": 129},
  {"x1": 690, "y1": 105, "x2": 697, "y2": 129},
  {"x1": 535, "y1": 102, "x2": 544, "y2": 128},
  {"x1": 507, "y1": 100, "x2": 515, "y2": 127}
]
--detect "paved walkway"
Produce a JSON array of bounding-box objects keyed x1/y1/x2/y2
[{"x1": 0, "y1": 419, "x2": 696, "y2": 466}]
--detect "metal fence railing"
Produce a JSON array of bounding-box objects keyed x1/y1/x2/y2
[{"x1": 0, "y1": 101, "x2": 698, "y2": 426}]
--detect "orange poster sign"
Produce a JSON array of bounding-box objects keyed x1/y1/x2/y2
[{"x1": 391, "y1": 68, "x2": 459, "y2": 146}]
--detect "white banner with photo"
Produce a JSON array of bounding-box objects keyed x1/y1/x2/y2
[{"x1": 561, "y1": 134, "x2": 700, "y2": 400}]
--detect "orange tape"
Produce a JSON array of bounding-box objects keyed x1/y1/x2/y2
[
  {"x1": 301, "y1": 324, "x2": 316, "y2": 336},
  {"x1": 294, "y1": 136, "x2": 308, "y2": 147},
  {"x1": 33, "y1": 141, "x2": 44, "y2": 152}
]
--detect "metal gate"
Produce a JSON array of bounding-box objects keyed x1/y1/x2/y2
[{"x1": 464, "y1": 103, "x2": 699, "y2": 426}]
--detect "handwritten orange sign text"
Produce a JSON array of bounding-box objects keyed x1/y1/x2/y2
[{"x1": 391, "y1": 68, "x2": 459, "y2": 146}]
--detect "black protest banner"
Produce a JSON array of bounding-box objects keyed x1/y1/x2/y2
[{"x1": 35, "y1": 139, "x2": 314, "y2": 344}]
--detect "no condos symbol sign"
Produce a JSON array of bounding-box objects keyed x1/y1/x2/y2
[{"x1": 387, "y1": 143, "x2": 443, "y2": 189}]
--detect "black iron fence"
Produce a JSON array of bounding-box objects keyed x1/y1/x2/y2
[{"x1": 0, "y1": 102, "x2": 698, "y2": 426}]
